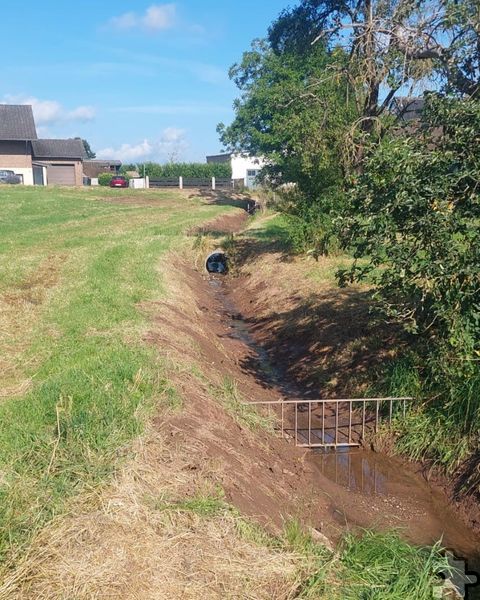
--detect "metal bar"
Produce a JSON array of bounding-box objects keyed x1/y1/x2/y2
[
  {"x1": 246, "y1": 397, "x2": 412, "y2": 405},
  {"x1": 389, "y1": 398, "x2": 393, "y2": 423},
  {"x1": 403, "y1": 398, "x2": 406, "y2": 419},
  {"x1": 362, "y1": 402, "x2": 366, "y2": 441},
  {"x1": 375, "y1": 400, "x2": 380, "y2": 433},
  {"x1": 335, "y1": 401, "x2": 339, "y2": 445},
  {"x1": 308, "y1": 403, "x2": 312, "y2": 446},
  {"x1": 295, "y1": 403, "x2": 298, "y2": 447},
  {"x1": 349, "y1": 400, "x2": 352, "y2": 444},
  {"x1": 322, "y1": 402, "x2": 325, "y2": 445},
  {"x1": 281, "y1": 401, "x2": 284, "y2": 438},
  {"x1": 297, "y1": 442, "x2": 359, "y2": 448}
]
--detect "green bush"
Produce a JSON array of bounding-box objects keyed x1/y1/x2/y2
[
  {"x1": 342, "y1": 94, "x2": 480, "y2": 477},
  {"x1": 139, "y1": 162, "x2": 231, "y2": 179},
  {"x1": 275, "y1": 187, "x2": 343, "y2": 257},
  {"x1": 98, "y1": 172, "x2": 113, "y2": 186}
]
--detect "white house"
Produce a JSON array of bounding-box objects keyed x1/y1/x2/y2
[{"x1": 206, "y1": 152, "x2": 265, "y2": 188}]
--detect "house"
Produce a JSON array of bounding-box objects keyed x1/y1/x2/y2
[
  {"x1": 83, "y1": 159, "x2": 122, "y2": 179},
  {"x1": 392, "y1": 97, "x2": 425, "y2": 122},
  {"x1": 0, "y1": 103, "x2": 98, "y2": 186},
  {"x1": 206, "y1": 152, "x2": 265, "y2": 188},
  {"x1": 0, "y1": 104, "x2": 37, "y2": 185},
  {"x1": 32, "y1": 139, "x2": 86, "y2": 186}
]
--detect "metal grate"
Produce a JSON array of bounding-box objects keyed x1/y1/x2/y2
[{"x1": 248, "y1": 397, "x2": 411, "y2": 448}]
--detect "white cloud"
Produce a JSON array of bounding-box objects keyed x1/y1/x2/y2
[
  {"x1": 160, "y1": 127, "x2": 184, "y2": 143},
  {"x1": 108, "y1": 4, "x2": 177, "y2": 33},
  {"x1": 109, "y1": 12, "x2": 137, "y2": 30},
  {"x1": 2, "y1": 95, "x2": 96, "y2": 125},
  {"x1": 97, "y1": 128, "x2": 187, "y2": 163},
  {"x1": 143, "y1": 4, "x2": 176, "y2": 31},
  {"x1": 67, "y1": 105, "x2": 96, "y2": 122}
]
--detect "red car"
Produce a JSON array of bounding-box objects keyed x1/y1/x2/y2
[{"x1": 110, "y1": 175, "x2": 129, "y2": 188}]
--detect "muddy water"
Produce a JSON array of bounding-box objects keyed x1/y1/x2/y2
[{"x1": 208, "y1": 276, "x2": 480, "y2": 583}]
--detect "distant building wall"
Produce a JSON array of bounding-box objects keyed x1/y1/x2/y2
[
  {"x1": 83, "y1": 160, "x2": 122, "y2": 178},
  {"x1": 231, "y1": 155, "x2": 265, "y2": 182},
  {"x1": 0, "y1": 141, "x2": 34, "y2": 184}
]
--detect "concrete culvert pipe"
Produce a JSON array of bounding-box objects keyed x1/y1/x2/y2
[{"x1": 206, "y1": 250, "x2": 228, "y2": 274}]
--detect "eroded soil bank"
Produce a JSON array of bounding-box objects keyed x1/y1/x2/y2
[{"x1": 195, "y1": 213, "x2": 479, "y2": 567}]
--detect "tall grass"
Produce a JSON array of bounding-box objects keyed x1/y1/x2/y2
[
  {"x1": 373, "y1": 354, "x2": 480, "y2": 484},
  {"x1": 283, "y1": 521, "x2": 448, "y2": 599}
]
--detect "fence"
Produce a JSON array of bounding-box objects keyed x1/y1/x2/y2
[
  {"x1": 146, "y1": 176, "x2": 235, "y2": 190},
  {"x1": 149, "y1": 177, "x2": 179, "y2": 188},
  {"x1": 249, "y1": 397, "x2": 411, "y2": 448}
]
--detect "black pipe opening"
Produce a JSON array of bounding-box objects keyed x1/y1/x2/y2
[{"x1": 206, "y1": 251, "x2": 228, "y2": 274}]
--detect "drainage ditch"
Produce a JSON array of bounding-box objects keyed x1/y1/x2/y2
[{"x1": 207, "y1": 271, "x2": 480, "y2": 590}]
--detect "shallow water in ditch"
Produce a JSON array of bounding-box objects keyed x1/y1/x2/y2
[{"x1": 208, "y1": 275, "x2": 480, "y2": 587}]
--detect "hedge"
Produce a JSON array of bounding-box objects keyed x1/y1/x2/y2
[{"x1": 140, "y1": 162, "x2": 231, "y2": 179}]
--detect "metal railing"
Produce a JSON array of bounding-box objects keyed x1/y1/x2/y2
[{"x1": 248, "y1": 397, "x2": 411, "y2": 448}]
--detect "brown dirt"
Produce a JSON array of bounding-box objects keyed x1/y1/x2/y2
[
  {"x1": 189, "y1": 210, "x2": 249, "y2": 236},
  {"x1": 153, "y1": 259, "x2": 478, "y2": 559}
]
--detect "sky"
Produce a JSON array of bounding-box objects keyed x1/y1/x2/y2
[{"x1": 0, "y1": 1, "x2": 289, "y2": 163}]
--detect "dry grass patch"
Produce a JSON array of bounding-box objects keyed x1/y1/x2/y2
[
  {"x1": 0, "y1": 428, "x2": 304, "y2": 600},
  {"x1": 0, "y1": 254, "x2": 66, "y2": 397}
]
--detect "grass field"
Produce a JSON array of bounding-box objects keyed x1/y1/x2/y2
[{"x1": 0, "y1": 186, "x2": 235, "y2": 563}]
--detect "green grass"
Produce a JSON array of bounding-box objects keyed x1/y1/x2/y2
[
  {"x1": 0, "y1": 186, "x2": 236, "y2": 563},
  {"x1": 334, "y1": 530, "x2": 448, "y2": 600},
  {"x1": 212, "y1": 377, "x2": 275, "y2": 432}
]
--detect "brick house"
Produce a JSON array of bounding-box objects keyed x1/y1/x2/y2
[{"x1": 0, "y1": 104, "x2": 37, "y2": 185}]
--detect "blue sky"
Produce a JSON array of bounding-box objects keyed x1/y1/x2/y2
[{"x1": 1, "y1": 1, "x2": 288, "y2": 163}]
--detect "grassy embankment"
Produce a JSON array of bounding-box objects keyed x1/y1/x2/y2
[{"x1": 0, "y1": 189, "x2": 448, "y2": 598}]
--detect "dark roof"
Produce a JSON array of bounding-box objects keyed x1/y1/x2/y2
[
  {"x1": 393, "y1": 97, "x2": 425, "y2": 122},
  {"x1": 206, "y1": 153, "x2": 231, "y2": 164},
  {"x1": 32, "y1": 138, "x2": 86, "y2": 159},
  {"x1": 84, "y1": 159, "x2": 122, "y2": 166},
  {"x1": 0, "y1": 104, "x2": 37, "y2": 140}
]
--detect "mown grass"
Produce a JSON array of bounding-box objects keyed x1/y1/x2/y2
[{"x1": 0, "y1": 186, "x2": 235, "y2": 564}]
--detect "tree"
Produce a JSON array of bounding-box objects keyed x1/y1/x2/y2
[
  {"x1": 339, "y1": 94, "x2": 480, "y2": 367},
  {"x1": 218, "y1": 40, "x2": 356, "y2": 253},
  {"x1": 268, "y1": 0, "x2": 480, "y2": 164},
  {"x1": 76, "y1": 138, "x2": 96, "y2": 159}
]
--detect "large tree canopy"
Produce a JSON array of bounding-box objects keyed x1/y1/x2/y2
[
  {"x1": 218, "y1": 41, "x2": 356, "y2": 195},
  {"x1": 269, "y1": 0, "x2": 480, "y2": 115}
]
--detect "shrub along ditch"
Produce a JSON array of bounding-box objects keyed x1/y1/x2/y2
[{"x1": 339, "y1": 94, "x2": 480, "y2": 489}]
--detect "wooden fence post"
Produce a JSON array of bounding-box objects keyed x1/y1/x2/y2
[{"x1": 212, "y1": 177, "x2": 216, "y2": 190}]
